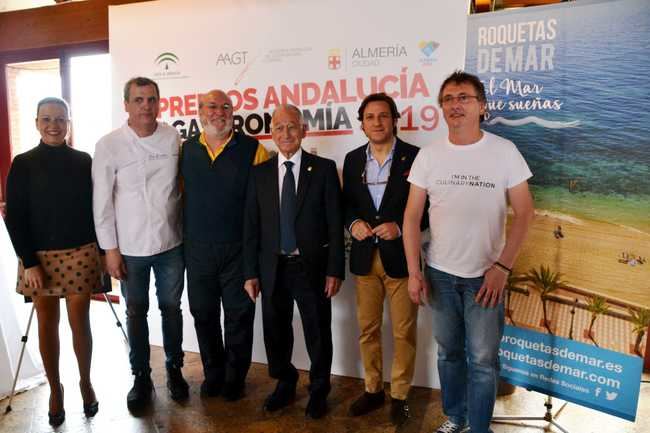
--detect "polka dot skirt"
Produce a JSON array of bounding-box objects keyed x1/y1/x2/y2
[{"x1": 16, "y1": 243, "x2": 102, "y2": 297}]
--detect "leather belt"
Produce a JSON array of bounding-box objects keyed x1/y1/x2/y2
[{"x1": 278, "y1": 254, "x2": 302, "y2": 264}]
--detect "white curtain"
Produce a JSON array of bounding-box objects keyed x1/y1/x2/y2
[{"x1": 0, "y1": 217, "x2": 44, "y2": 400}]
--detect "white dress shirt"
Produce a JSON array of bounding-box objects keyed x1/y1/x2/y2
[
  {"x1": 277, "y1": 148, "x2": 302, "y2": 255},
  {"x1": 92, "y1": 122, "x2": 182, "y2": 256}
]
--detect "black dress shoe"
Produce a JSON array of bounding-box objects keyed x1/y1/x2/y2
[
  {"x1": 390, "y1": 397, "x2": 410, "y2": 426},
  {"x1": 48, "y1": 410, "x2": 65, "y2": 427},
  {"x1": 83, "y1": 400, "x2": 99, "y2": 417},
  {"x1": 126, "y1": 372, "x2": 153, "y2": 412},
  {"x1": 222, "y1": 381, "x2": 245, "y2": 402},
  {"x1": 263, "y1": 381, "x2": 296, "y2": 412},
  {"x1": 200, "y1": 378, "x2": 223, "y2": 398},
  {"x1": 348, "y1": 391, "x2": 385, "y2": 416},
  {"x1": 167, "y1": 366, "x2": 189, "y2": 401},
  {"x1": 306, "y1": 393, "x2": 327, "y2": 419}
]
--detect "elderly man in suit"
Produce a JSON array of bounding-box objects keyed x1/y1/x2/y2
[
  {"x1": 243, "y1": 104, "x2": 344, "y2": 419},
  {"x1": 343, "y1": 93, "x2": 421, "y2": 426}
]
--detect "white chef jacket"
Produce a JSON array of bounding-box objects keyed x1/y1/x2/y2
[{"x1": 92, "y1": 121, "x2": 182, "y2": 256}]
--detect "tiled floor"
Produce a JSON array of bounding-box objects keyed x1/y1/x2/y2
[{"x1": 0, "y1": 301, "x2": 648, "y2": 433}]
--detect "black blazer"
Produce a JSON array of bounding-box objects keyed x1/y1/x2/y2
[
  {"x1": 343, "y1": 138, "x2": 422, "y2": 278},
  {"x1": 243, "y1": 150, "x2": 345, "y2": 295}
]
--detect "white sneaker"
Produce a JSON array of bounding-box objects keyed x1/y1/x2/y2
[{"x1": 436, "y1": 420, "x2": 470, "y2": 433}]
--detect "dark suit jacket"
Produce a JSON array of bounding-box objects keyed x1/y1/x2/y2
[
  {"x1": 343, "y1": 138, "x2": 423, "y2": 278},
  {"x1": 243, "y1": 150, "x2": 345, "y2": 295}
]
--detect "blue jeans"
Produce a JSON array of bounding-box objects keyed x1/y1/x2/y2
[
  {"x1": 121, "y1": 245, "x2": 185, "y2": 375},
  {"x1": 426, "y1": 266, "x2": 503, "y2": 433}
]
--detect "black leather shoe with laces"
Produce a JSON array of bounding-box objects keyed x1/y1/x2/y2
[
  {"x1": 348, "y1": 391, "x2": 385, "y2": 417},
  {"x1": 390, "y1": 397, "x2": 410, "y2": 426},
  {"x1": 222, "y1": 381, "x2": 245, "y2": 401},
  {"x1": 167, "y1": 366, "x2": 189, "y2": 402},
  {"x1": 127, "y1": 372, "x2": 153, "y2": 412},
  {"x1": 306, "y1": 393, "x2": 328, "y2": 419},
  {"x1": 263, "y1": 380, "x2": 296, "y2": 412}
]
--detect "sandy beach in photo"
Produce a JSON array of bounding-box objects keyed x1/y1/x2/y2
[{"x1": 511, "y1": 209, "x2": 650, "y2": 308}]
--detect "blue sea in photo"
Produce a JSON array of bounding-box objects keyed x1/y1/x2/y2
[{"x1": 466, "y1": 0, "x2": 650, "y2": 231}]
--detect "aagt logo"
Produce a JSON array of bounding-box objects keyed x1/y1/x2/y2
[{"x1": 216, "y1": 51, "x2": 248, "y2": 66}]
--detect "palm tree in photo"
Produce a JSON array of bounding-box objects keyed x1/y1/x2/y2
[
  {"x1": 629, "y1": 308, "x2": 650, "y2": 357},
  {"x1": 523, "y1": 265, "x2": 567, "y2": 335},
  {"x1": 504, "y1": 273, "x2": 527, "y2": 327},
  {"x1": 586, "y1": 296, "x2": 609, "y2": 347},
  {"x1": 569, "y1": 298, "x2": 578, "y2": 340}
]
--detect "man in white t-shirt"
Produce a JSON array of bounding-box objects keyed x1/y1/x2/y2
[{"x1": 403, "y1": 71, "x2": 534, "y2": 433}]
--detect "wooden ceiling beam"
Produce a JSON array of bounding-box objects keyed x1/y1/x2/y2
[
  {"x1": 0, "y1": 0, "x2": 152, "y2": 54},
  {"x1": 501, "y1": 0, "x2": 563, "y2": 7}
]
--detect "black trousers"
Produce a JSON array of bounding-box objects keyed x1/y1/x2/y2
[
  {"x1": 185, "y1": 240, "x2": 255, "y2": 386},
  {"x1": 262, "y1": 256, "x2": 332, "y2": 396}
]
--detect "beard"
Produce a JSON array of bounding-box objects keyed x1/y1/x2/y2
[{"x1": 201, "y1": 116, "x2": 233, "y2": 138}]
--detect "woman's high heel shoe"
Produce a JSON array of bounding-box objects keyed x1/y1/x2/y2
[
  {"x1": 48, "y1": 410, "x2": 66, "y2": 427},
  {"x1": 80, "y1": 381, "x2": 99, "y2": 417},
  {"x1": 83, "y1": 400, "x2": 99, "y2": 417},
  {"x1": 48, "y1": 384, "x2": 65, "y2": 426}
]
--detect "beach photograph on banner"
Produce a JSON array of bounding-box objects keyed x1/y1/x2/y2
[{"x1": 466, "y1": 0, "x2": 649, "y2": 422}]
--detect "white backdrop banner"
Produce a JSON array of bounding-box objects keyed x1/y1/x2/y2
[{"x1": 109, "y1": 0, "x2": 469, "y2": 388}]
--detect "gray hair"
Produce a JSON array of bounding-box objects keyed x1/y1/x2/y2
[
  {"x1": 271, "y1": 104, "x2": 304, "y2": 126},
  {"x1": 123, "y1": 76, "x2": 160, "y2": 102}
]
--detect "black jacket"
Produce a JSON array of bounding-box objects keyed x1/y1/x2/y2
[
  {"x1": 343, "y1": 138, "x2": 424, "y2": 278},
  {"x1": 243, "y1": 150, "x2": 345, "y2": 295}
]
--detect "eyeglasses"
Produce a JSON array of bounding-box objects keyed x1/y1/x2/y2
[
  {"x1": 361, "y1": 168, "x2": 389, "y2": 186},
  {"x1": 441, "y1": 94, "x2": 480, "y2": 106},
  {"x1": 203, "y1": 103, "x2": 232, "y2": 112}
]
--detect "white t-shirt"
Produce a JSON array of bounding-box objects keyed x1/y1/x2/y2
[{"x1": 408, "y1": 130, "x2": 532, "y2": 277}]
